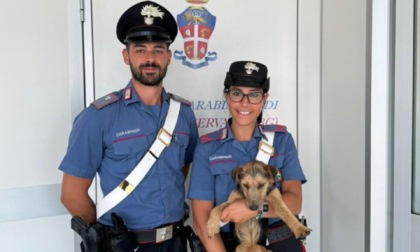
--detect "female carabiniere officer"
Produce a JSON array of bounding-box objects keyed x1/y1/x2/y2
[{"x1": 188, "y1": 61, "x2": 307, "y2": 252}]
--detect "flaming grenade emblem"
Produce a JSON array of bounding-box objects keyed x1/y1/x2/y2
[
  {"x1": 141, "y1": 4, "x2": 164, "y2": 25},
  {"x1": 244, "y1": 62, "x2": 259, "y2": 74}
]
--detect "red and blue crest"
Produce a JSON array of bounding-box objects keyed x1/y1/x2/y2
[{"x1": 174, "y1": 6, "x2": 217, "y2": 69}]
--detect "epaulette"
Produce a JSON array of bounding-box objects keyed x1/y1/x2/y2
[
  {"x1": 91, "y1": 92, "x2": 120, "y2": 110},
  {"x1": 199, "y1": 128, "x2": 227, "y2": 143},
  {"x1": 261, "y1": 124, "x2": 288, "y2": 133},
  {"x1": 168, "y1": 93, "x2": 191, "y2": 106}
]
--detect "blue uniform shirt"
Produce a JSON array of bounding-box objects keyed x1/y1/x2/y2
[
  {"x1": 187, "y1": 121, "x2": 306, "y2": 231},
  {"x1": 59, "y1": 81, "x2": 198, "y2": 229}
]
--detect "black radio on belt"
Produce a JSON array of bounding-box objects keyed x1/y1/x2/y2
[
  {"x1": 71, "y1": 213, "x2": 139, "y2": 252},
  {"x1": 109, "y1": 213, "x2": 140, "y2": 252}
]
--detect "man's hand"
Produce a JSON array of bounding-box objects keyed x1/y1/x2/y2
[{"x1": 220, "y1": 199, "x2": 257, "y2": 224}]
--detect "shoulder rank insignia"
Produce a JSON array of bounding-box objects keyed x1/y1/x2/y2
[
  {"x1": 168, "y1": 93, "x2": 191, "y2": 106},
  {"x1": 261, "y1": 124, "x2": 287, "y2": 133},
  {"x1": 91, "y1": 92, "x2": 119, "y2": 110},
  {"x1": 199, "y1": 128, "x2": 227, "y2": 143}
]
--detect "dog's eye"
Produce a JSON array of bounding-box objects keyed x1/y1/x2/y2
[
  {"x1": 242, "y1": 184, "x2": 250, "y2": 189},
  {"x1": 257, "y1": 183, "x2": 264, "y2": 189}
]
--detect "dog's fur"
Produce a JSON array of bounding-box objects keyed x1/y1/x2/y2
[{"x1": 206, "y1": 161, "x2": 311, "y2": 252}]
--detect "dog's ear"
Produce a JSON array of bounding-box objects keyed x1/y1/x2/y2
[
  {"x1": 263, "y1": 164, "x2": 280, "y2": 180},
  {"x1": 231, "y1": 166, "x2": 243, "y2": 183},
  {"x1": 264, "y1": 165, "x2": 280, "y2": 194}
]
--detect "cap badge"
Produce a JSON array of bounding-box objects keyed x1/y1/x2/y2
[
  {"x1": 141, "y1": 4, "x2": 165, "y2": 25},
  {"x1": 244, "y1": 62, "x2": 259, "y2": 74}
]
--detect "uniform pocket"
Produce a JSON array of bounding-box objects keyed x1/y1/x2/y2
[
  {"x1": 111, "y1": 135, "x2": 149, "y2": 174},
  {"x1": 209, "y1": 160, "x2": 237, "y2": 200},
  {"x1": 166, "y1": 133, "x2": 190, "y2": 171},
  {"x1": 173, "y1": 133, "x2": 189, "y2": 148},
  {"x1": 113, "y1": 134, "x2": 148, "y2": 155},
  {"x1": 209, "y1": 161, "x2": 236, "y2": 176}
]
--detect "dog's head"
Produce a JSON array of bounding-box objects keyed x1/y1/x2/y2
[{"x1": 231, "y1": 161, "x2": 279, "y2": 211}]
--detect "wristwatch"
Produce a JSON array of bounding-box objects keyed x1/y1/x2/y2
[{"x1": 254, "y1": 203, "x2": 269, "y2": 220}]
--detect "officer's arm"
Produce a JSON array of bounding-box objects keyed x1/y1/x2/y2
[
  {"x1": 278, "y1": 180, "x2": 303, "y2": 215},
  {"x1": 182, "y1": 164, "x2": 191, "y2": 182},
  {"x1": 61, "y1": 173, "x2": 96, "y2": 223},
  {"x1": 192, "y1": 199, "x2": 227, "y2": 252},
  {"x1": 244, "y1": 180, "x2": 303, "y2": 219}
]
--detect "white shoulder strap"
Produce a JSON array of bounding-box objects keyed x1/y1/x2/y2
[
  {"x1": 96, "y1": 99, "x2": 181, "y2": 218},
  {"x1": 255, "y1": 131, "x2": 275, "y2": 164},
  {"x1": 256, "y1": 130, "x2": 276, "y2": 246}
]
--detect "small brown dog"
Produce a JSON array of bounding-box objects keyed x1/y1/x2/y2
[{"x1": 206, "y1": 161, "x2": 311, "y2": 252}]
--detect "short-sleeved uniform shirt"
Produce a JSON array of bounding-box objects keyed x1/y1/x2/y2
[
  {"x1": 59, "y1": 81, "x2": 198, "y2": 229},
  {"x1": 187, "y1": 121, "x2": 306, "y2": 232}
]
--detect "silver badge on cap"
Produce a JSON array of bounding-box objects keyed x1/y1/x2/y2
[
  {"x1": 244, "y1": 62, "x2": 259, "y2": 74},
  {"x1": 141, "y1": 4, "x2": 165, "y2": 25}
]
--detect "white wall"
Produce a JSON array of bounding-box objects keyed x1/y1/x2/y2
[
  {"x1": 370, "y1": 0, "x2": 393, "y2": 251},
  {"x1": 0, "y1": 0, "x2": 84, "y2": 251},
  {"x1": 321, "y1": 0, "x2": 367, "y2": 251},
  {"x1": 298, "y1": 0, "x2": 321, "y2": 251}
]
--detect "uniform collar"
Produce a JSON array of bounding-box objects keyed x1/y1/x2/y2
[
  {"x1": 222, "y1": 119, "x2": 265, "y2": 143},
  {"x1": 123, "y1": 81, "x2": 170, "y2": 106},
  {"x1": 222, "y1": 123, "x2": 235, "y2": 143},
  {"x1": 162, "y1": 88, "x2": 171, "y2": 103},
  {"x1": 257, "y1": 124, "x2": 268, "y2": 140}
]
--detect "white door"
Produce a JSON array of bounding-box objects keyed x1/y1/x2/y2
[
  {"x1": 411, "y1": 0, "x2": 420, "y2": 247},
  {"x1": 0, "y1": 0, "x2": 84, "y2": 251},
  {"x1": 394, "y1": 0, "x2": 420, "y2": 251}
]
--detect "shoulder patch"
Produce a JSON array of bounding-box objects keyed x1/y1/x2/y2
[
  {"x1": 275, "y1": 170, "x2": 283, "y2": 182},
  {"x1": 199, "y1": 128, "x2": 227, "y2": 143},
  {"x1": 168, "y1": 93, "x2": 191, "y2": 106},
  {"x1": 261, "y1": 124, "x2": 288, "y2": 133},
  {"x1": 91, "y1": 92, "x2": 119, "y2": 110}
]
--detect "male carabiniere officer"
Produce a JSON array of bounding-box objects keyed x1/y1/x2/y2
[{"x1": 59, "y1": 1, "x2": 198, "y2": 251}]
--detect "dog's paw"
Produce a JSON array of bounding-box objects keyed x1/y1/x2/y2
[
  {"x1": 292, "y1": 225, "x2": 312, "y2": 239},
  {"x1": 206, "y1": 218, "x2": 220, "y2": 238}
]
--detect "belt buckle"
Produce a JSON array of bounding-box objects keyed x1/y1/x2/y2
[
  {"x1": 119, "y1": 180, "x2": 135, "y2": 194},
  {"x1": 258, "y1": 140, "x2": 274, "y2": 156},
  {"x1": 155, "y1": 225, "x2": 173, "y2": 243},
  {"x1": 157, "y1": 128, "x2": 172, "y2": 147}
]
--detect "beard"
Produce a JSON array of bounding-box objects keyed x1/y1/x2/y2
[{"x1": 130, "y1": 61, "x2": 168, "y2": 87}]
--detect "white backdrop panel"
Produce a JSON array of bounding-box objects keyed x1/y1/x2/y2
[
  {"x1": 92, "y1": 0, "x2": 297, "y2": 136},
  {"x1": 89, "y1": 1, "x2": 316, "y2": 251}
]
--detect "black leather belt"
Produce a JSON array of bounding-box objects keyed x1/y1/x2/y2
[
  {"x1": 131, "y1": 221, "x2": 183, "y2": 244},
  {"x1": 266, "y1": 222, "x2": 293, "y2": 244}
]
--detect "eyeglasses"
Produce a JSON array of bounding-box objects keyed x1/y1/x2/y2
[{"x1": 225, "y1": 89, "x2": 266, "y2": 104}]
